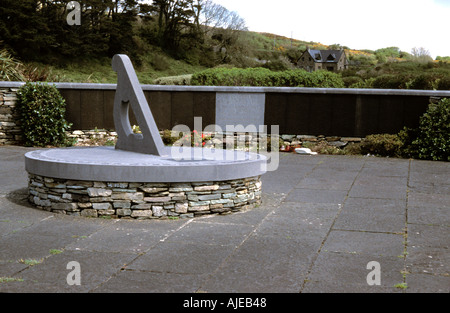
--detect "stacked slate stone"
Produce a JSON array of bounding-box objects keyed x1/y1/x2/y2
[
  {"x1": 0, "y1": 87, "x2": 21, "y2": 145},
  {"x1": 28, "y1": 174, "x2": 262, "y2": 219}
]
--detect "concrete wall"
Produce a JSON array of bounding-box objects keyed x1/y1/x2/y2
[{"x1": 1, "y1": 82, "x2": 449, "y2": 140}]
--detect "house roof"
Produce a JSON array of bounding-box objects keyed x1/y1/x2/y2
[{"x1": 306, "y1": 49, "x2": 346, "y2": 63}]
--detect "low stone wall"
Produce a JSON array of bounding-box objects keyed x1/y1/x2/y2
[
  {"x1": 66, "y1": 129, "x2": 363, "y2": 150},
  {"x1": 0, "y1": 87, "x2": 21, "y2": 145},
  {"x1": 28, "y1": 173, "x2": 262, "y2": 219},
  {"x1": 67, "y1": 129, "x2": 117, "y2": 145}
]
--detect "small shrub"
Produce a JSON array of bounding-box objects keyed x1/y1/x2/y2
[
  {"x1": 311, "y1": 141, "x2": 346, "y2": 155},
  {"x1": 399, "y1": 98, "x2": 449, "y2": 161},
  {"x1": 16, "y1": 82, "x2": 72, "y2": 147},
  {"x1": 407, "y1": 74, "x2": 438, "y2": 90},
  {"x1": 437, "y1": 77, "x2": 450, "y2": 90},
  {"x1": 360, "y1": 134, "x2": 403, "y2": 157},
  {"x1": 343, "y1": 142, "x2": 362, "y2": 155},
  {"x1": 343, "y1": 76, "x2": 363, "y2": 88},
  {"x1": 350, "y1": 77, "x2": 376, "y2": 89},
  {"x1": 372, "y1": 74, "x2": 407, "y2": 89}
]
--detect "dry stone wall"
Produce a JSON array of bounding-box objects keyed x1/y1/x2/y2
[
  {"x1": 0, "y1": 87, "x2": 21, "y2": 145},
  {"x1": 28, "y1": 173, "x2": 262, "y2": 219}
]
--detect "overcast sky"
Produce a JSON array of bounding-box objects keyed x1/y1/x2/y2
[{"x1": 212, "y1": 0, "x2": 450, "y2": 58}]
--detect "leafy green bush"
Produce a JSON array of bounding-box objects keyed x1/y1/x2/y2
[
  {"x1": 296, "y1": 70, "x2": 345, "y2": 88},
  {"x1": 191, "y1": 67, "x2": 345, "y2": 88},
  {"x1": 407, "y1": 73, "x2": 440, "y2": 90},
  {"x1": 349, "y1": 77, "x2": 376, "y2": 89},
  {"x1": 16, "y1": 82, "x2": 72, "y2": 147},
  {"x1": 360, "y1": 134, "x2": 403, "y2": 157},
  {"x1": 399, "y1": 98, "x2": 449, "y2": 161},
  {"x1": 342, "y1": 76, "x2": 363, "y2": 87}
]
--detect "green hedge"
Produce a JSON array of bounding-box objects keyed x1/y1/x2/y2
[
  {"x1": 16, "y1": 82, "x2": 72, "y2": 147},
  {"x1": 191, "y1": 67, "x2": 345, "y2": 88}
]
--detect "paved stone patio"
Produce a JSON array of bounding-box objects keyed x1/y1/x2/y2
[{"x1": 0, "y1": 146, "x2": 448, "y2": 293}]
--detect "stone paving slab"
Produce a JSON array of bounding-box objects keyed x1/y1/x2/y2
[
  {"x1": 0, "y1": 145, "x2": 449, "y2": 293},
  {"x1": 333, "y1": 198, "x2": 406, "y2": 233},
  {"x1": 301, "y1": 253, "x2": 406, "y2": 293}
]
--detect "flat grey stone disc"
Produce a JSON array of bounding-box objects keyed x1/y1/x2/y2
[{"x1": 25, "y1": 146, "x2": 267, "y2": 183}]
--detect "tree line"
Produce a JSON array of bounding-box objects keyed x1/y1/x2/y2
[{"x1": 0, "y1": 0, "x2": 247, "y2": 65}]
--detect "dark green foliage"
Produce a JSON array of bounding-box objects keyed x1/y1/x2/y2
[
  {"x1": 342, "y1": 76, "x2": 363, "y2": 88},
  {"x1": 0, "y1": 0, "x2": 54, "y2": 60},
  {"x1": 399, "y1": 98, "x2": 450, "y2": 161},
  {"x1": 437, "y1": 76, "x2": 450, "y2": 90},
  {"x1": 16, "y1": 82, "x2": 72, "y2": 147},
  {"x1": 407, "y1": 74, "x2": 435, "y2": 90},
  {"x1": 372, "y1": 74, "x2": 408, "y2": 89},
  {"x1": 191, "y1": 68, "x2": 345, "y2": 88},
  {"x1": 0, "y1": 0, "x2": 142, "y2": 62}
]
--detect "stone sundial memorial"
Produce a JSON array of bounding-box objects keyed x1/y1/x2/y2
[{"x1": 24, "y1": 55, "x2": 267, "y2": 219}]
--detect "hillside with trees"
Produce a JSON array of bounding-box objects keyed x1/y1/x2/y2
[{"x1": 0, "y1": 0, "x2": 449, "y2": 89}]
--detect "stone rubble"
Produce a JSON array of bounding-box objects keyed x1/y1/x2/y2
[{"x1": 64, "y1": 129, "x2": 363, "y2": 151}]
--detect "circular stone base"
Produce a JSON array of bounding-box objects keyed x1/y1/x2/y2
[
  {"x1": 25, "y1": 146, "x2": 266, "y2": 219},
  {"x1": 27, "y1": 173, "x2": 262, "y2": 219}
]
